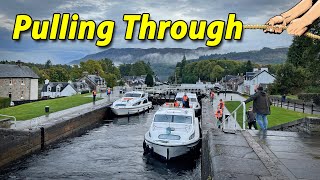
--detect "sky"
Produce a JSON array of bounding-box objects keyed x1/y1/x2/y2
[{"x1": 0, "y1": 0, "x2": 299, "y2": 64}]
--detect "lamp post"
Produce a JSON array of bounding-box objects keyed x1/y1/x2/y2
[{"x1": 224, "y1": 66, "x2": 227, "y2": 98}]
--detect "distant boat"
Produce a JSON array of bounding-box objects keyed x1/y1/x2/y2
[
  {"x1": 143, "y1": 107, "x2": 201, "y2": 160},
  {"x1": 111, "y1": 91, "x2": 152, "y2": 116}
]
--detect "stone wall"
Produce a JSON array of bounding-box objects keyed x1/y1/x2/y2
[
  {"x1": 269, "y1": 117, "x2": 320, "y2": 135},
  {"x1": 0, "y1": 105, "x2": 109, "y2": 168},
  {"x1": 201, "y1": 98, "x2": 215, "y2": 180}
]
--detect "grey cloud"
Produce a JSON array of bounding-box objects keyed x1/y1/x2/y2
[{"x1": 0, "y1": 0, "x2": 301, "y2": 63}]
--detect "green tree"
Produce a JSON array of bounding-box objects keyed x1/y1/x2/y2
[
  {"x1": 273, "y1": 63, "x2": 309, "y2": 94},
  {"x1": 145, "y1": 73, "x2": 154, "y2": 87},
  {"x1": 80, "y1": 60, "x2": 104, "y2": 75},
  {"x1": 45, "y1": 60, "x2": 52, "y2": 69}
]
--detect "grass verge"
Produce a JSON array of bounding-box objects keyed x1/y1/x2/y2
[
  {"x1": 0, "y1": 94, "x2": 101, "y2": 121},
  {"x1": 225, "y1": 101, "x2": 318, "y2": 129}
]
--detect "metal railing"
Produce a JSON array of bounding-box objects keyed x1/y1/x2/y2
[
  {"x1": 223, "y1": 102, "x2": 246, "y2": 130},
  {"x1": 271, "y1": 99, "x2": 320, "y2": 115},
  {"x1": 0, "y1": 114, "x2": 16, "y2": 128}
]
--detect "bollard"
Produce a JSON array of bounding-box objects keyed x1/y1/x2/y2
[
  {"x1": 294, "y1": 102, "x2": 296, "y2": 111},
  {"x1": 45, "y1": 106, "x2": 50, "y2": 113},
  {"x1": 303, "y1": 103, "x2": 305, "y2": 113},
  {"x1": 40, "y1": 127, "x2": 45, "y2": 150},
  {"x1": 128, "y1": 112, "x2": 130, "y2": 121},
  {"x1": 311, "y1": 104, "x2": 314, "y2": 114},
  {"x1": 231, "y1": 96, "x2": 232, "y2": 101},
  {"x1": 287, "y1": 101, "x2": 289, "y2": 109}
]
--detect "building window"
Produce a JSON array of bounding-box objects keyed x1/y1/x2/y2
[
  {"x1": 21, "y1": 78, "x2": 25, "y2": 85},
  {"x1": 48, "y1": 86, "x2": 51, "y2": 92},
  {"x1": 9, "y1": 79, "x2": 12, "y2": 85}
]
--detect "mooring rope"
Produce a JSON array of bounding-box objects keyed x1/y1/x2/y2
[{"x1": 243, "y1": 24, "x2": 320, "y2": 40}]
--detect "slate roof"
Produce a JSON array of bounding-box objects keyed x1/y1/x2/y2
[
  {"x1": 87, "y1": 75, "x2": 105, "y2": 82},
  {"x1": 0, "y1": 64, "x2": 39, "y2": 78},
  {"x1": 42, "y1": 82, "x2": 74, "y2": 92}
]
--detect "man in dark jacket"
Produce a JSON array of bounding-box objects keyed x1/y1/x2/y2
[{"x1": 244, "y1": 86, "x2": 272, "y2": 130}]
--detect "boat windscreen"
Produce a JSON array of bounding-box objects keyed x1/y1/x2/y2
[
  {"x1": 190, "y1": 98, "x2": 197, "y2": 102},
  {"x1": 154, "y1": 115, "x2": 172, "y2": 123},
  {"x1": 173, "y1": 115, "x2": 192, "y2": 124},
  {"x1": 154, "y1": 115, "x2": 192, "y2": 124},
  {"x1": 176, "y1": 98, "x2": 182, "y2": 101},
  {"x1": 124, "y1": 93, "x2": 141, "y2": 97}
]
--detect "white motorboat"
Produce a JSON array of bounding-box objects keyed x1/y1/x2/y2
[
  {"x1": 111, "y1": 91, "x2": 152, "y2": 116},
  {"x1": 144, "y1": 107, "x2": 201, "y2": 160},
  {"x1": 175, "y1": 92, "x2": 201, "y2": 115}
]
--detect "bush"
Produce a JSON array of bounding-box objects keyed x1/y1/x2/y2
[
  {"x1": 81, "y1": 90, "x2": 90, "y2": 94},
  {"x1": 0, "y1": 97, "x2": 11, "y2": 109},
  {"x1": 298, "y1": 93, "x2": 320, "y2": 105},
  {"x1": 304, "y1": 86, "x2": 320, "y2": 93}
]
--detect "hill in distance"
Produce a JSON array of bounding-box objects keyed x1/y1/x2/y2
[
  {"x1": 195, "y1": 47, "x2": 288, "y2": 64},
  {"x1": 69, "y1": 47, "x2": 288, "y2": 80}
]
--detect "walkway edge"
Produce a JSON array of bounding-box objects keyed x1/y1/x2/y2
[{"x1": 242, "y1": 131, "x2": 290, "y2": 180}]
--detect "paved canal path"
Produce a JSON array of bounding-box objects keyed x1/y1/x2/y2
[{"x1": 1, "y1": 106, "x2": 200, "y2": 179}]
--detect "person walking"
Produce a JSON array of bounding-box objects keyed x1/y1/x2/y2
[
  {"x1": 244, "y1": 86, "x2": 272, "y2": 131},
  {"x1": 210, "y1": 90, "x2": 215, "y2": 103},
  {"x1": 218, "y1": 99, "x2": 225, "y2": 111},
  {"x1": 246, "y1": 106, "x2": 258, "y2": 129}
]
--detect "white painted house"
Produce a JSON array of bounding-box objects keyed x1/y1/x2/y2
[
  {"x1": 238, "y1": 68, "x2": 276, "y2": 95},
  {"x1": 41, "y1": 80, "x2": 78, "y2": 98}
]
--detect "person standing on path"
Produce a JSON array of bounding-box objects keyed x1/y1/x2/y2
[
  {"x1": 215, "y1": 108, "x2": 223, "y2": 129},
  {"x1": 246, "y1": 106, "x2": 258, "y2": 130},
  {"x1": 244, "y1": 86, "x2": 272, "y2": 131},
  {"x1": 210, "y1": 90, "x2": 215, "y2": 103},
  {"x1": 107, "y1": 87, "x2": 112, "y2": 101},
  {"x1": 92, "y1": 89, "x2": 97, "y2": 104},
  {"x1": 218, "y1": 99, "x2": 225, "y2": 111}
]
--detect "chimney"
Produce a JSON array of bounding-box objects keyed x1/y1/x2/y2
[
  {"x1": 16, "y1": 60, "x2": 23, "y2": 67},
  {"x1": 45, "y1": 79, "x2": 49, "y2": 84}
]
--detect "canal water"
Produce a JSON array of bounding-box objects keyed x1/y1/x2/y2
[{"x1": 1, "y1": 106, "x2": 200, "y2": 179}]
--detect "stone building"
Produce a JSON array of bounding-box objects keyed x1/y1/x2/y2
[{"x1": 0, "y1": 62, "x2": 39, "y2": 101}]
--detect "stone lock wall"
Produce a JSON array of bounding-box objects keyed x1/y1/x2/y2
[
  {"x1": 269, "y1": 117, "x2": 320, "y2": 135},
  {"x1": 0, "y1": 105, "x2": 110, "y2": 168}
]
